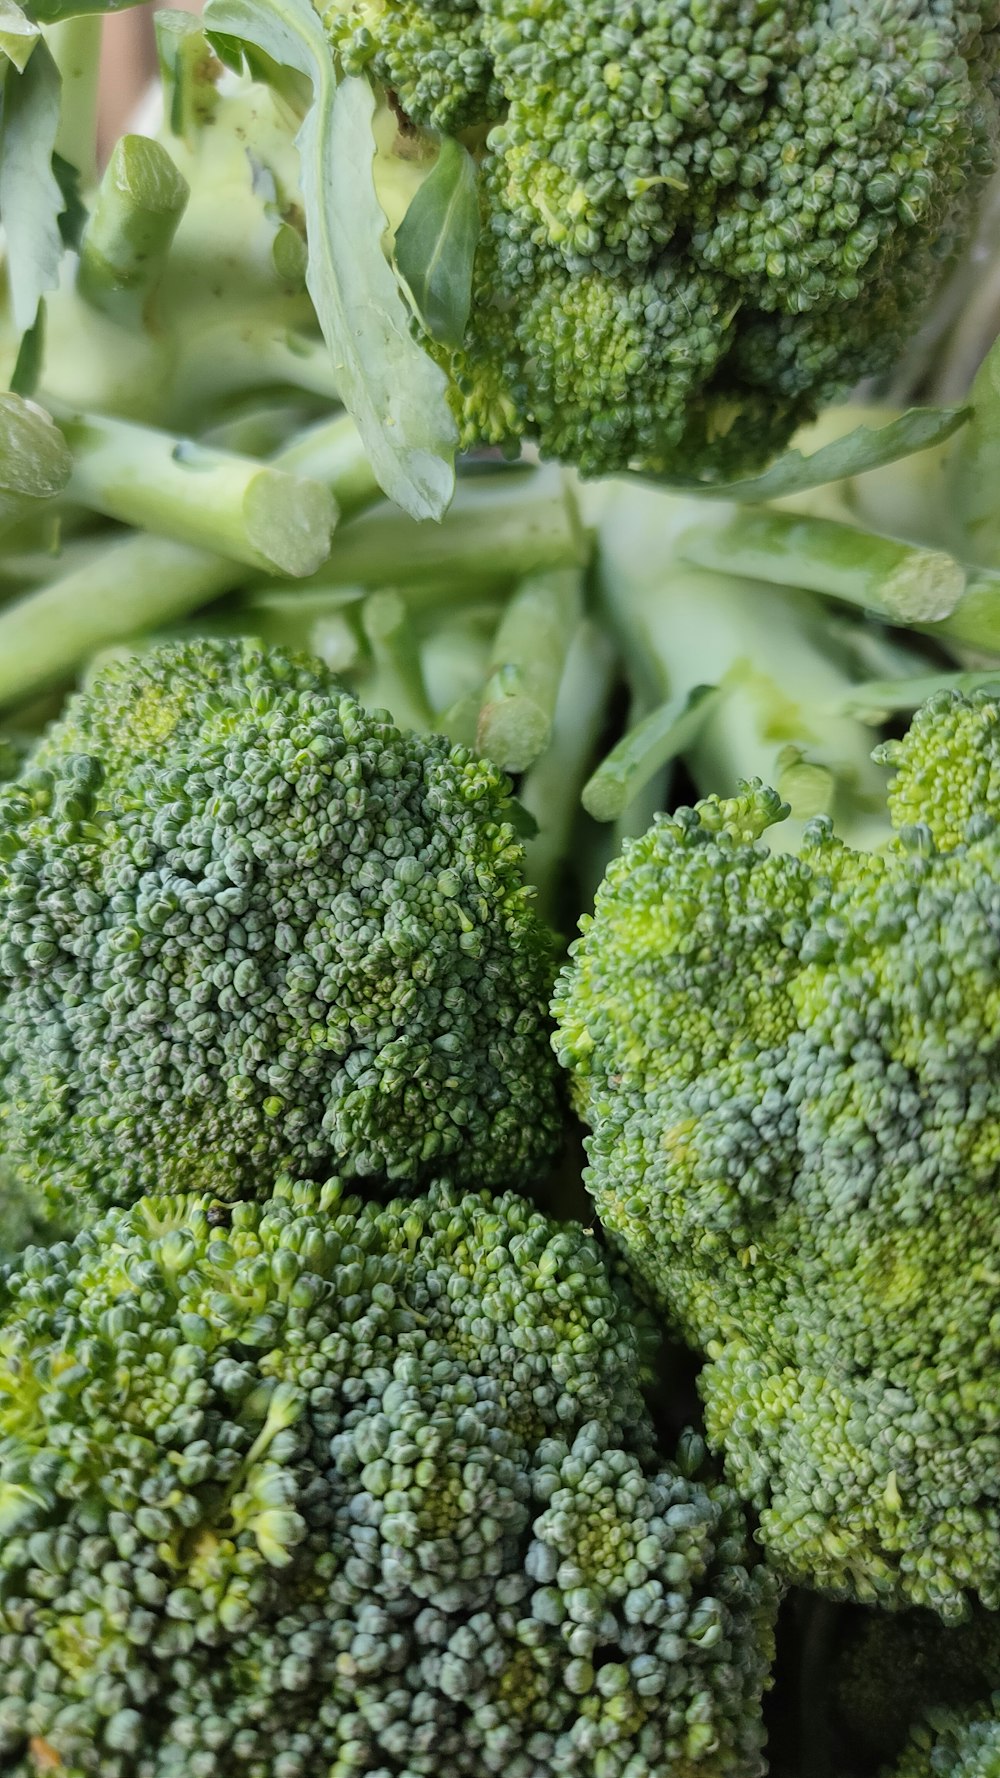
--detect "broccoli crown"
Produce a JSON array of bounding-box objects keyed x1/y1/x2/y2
[
  {"x1": 0, "y1": 1180, "x2": 778, "y2": 1776},
  {"x1": 332, "y1": 0, "x2": 1000, "y2": 476},
  {"x1": 883, "y1": 1696, "x2": 1000, "y2": 1778},
  {"x1": 551, "y1": 696, "x2": 1000, "y2": 1618},
  {"x1": 832, "y1": 1604, "x2": 1000, "y2": 1767},
  {"x1": 0, "y1": 639, "x2": 561, "y2": 1215}
]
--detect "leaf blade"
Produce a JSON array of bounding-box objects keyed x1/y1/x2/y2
[
  {"x1": 0, "y1": 40, "x2": 65, "y2": 333},
  {"x1": 203, "y1": 0, "x2": 456, "y2": 520},
  {"x1": 394, "y1": 136, "x2": 479, "y2": 348},
  {"x1": 629, "y1": 405, "x2": 971, "y2": 503}
]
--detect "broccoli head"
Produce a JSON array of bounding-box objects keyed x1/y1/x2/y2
[
  {"x1": 330, "y1": 0, "x2": 1000, "y2": 477},
  {"x1": 0, "y1": 1180, "x2": 779, "y2": 1775},
  {"x1": 832, "y1": 1602, "x2": 1000, "y2": 1768},
  {"x1": 882, "y1": 1696, "x2": 1000, "y2": 1778},
  {"x1": 0, "y1": 639, "x2": 561, "y2": 1215},
  {"x1": 552, "y1": 692, "x2": 1000, "y2": 1618}
]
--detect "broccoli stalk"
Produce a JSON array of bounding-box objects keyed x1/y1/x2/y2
[{"x1": 591, "y1": 483, "x2": 896, "y2": 846}]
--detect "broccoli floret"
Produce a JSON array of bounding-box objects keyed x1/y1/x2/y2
[
  {"x1": 882, "y1": 1696, "x2": 1000, "y2": 1778},
  {"x1": 832, "y1": 1603, "x2": 1000, "y2": 1768},
  {"x1": 0, "y1": 639, "x2": 561, "y2": 1215},
  {"x1": 0, "y1": 1179, "x2": 779, "y2": 1775},
  {"x1": 552, "y1": 693, "x2": 1000, "y2": 1618},
  {"x1": 331, "y1": 0, "x2": 1000, "y2": 477}
]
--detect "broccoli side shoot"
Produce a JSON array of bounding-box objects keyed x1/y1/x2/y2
[
  {"x1": 329, "y1": 0, "x2": 1000, "y2": 478},
  {"x1": 0, "y1": 1181, "x2": 779, "y2": 1776},
  {"x1": 0, "y1": 639, "x2": 561, "y2": 1215},
  {"x1": 883, "y1": 1696, "x2": 1000, "y2": 1778},
  {"x1": 553, "y1": 692, "x2": 1000, "y2": 1619}
]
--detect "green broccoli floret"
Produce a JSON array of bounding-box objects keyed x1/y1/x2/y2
[
  {"x1": 0, "y1": 1179, "x2": 779, "y2": 1775},
  {"x1": 330, "y1": 0, "x2": 1000, "y2": 477},
  {"x1": 552, "y1": 691, "x2": 1000, "y2": 1619},
  {"x1": 0, "y1": 638, "x2": 561, "y2": 1216},
  {"x1": 881, "y1": 1696, "x2": 1000, "y2": 1778},
  {"x1": 832, "y1": 1603, "x2": 1000, "y2": 1768}
]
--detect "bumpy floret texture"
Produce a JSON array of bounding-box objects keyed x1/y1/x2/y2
[
  {"x1": 331, "y1": 0, "x2": 1000, "y2": 476},
  {"x1": 552, "y1": 695, "x2": 1000, "y2": 1618},
  {"x1": 0, "y1": 639, "x2": 561, "y2": 1216},
  {"x1": 0, "y1": 1180, "x2": 779, "y2": 1777},
  {"x1": 884, "y1": 1696, "x2": 1000, "y2": 1778}
]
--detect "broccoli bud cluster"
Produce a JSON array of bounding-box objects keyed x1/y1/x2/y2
[
  {"x1": 0, "y1": 640, "x2": 562, "y2": 1216},
  {"x1": 0, "y1": 1181, "x2": 778, "y2": 1776},
  {"x1": 330, "y1": 0, "x2": 1000, "y2": 476},
  {"x1": 554, "y1": 693, "x2": 1000, "y2": 1618}
]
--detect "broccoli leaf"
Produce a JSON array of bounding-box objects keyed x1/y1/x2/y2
[
  {"x1": 632, "y1": 405, "x2": 970, "y2": 502},
  {"x1": 0, "y1": 0, "x2": 39, "y2": 72},
  {"x1": 0, "y1": 40, "x2": 65, "y2": 334},
  {"x1": 204, "y1": 0, "x2": 457, "y2": 522},
  {"x1": 394, "y1": 138, "x2": 479, "y2": 348}
]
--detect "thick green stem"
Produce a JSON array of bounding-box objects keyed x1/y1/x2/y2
[
  {"x1": 310, "y1": 466, "x2": 588, "y2": 597},
  {"x1": 77, "y1": 135, "x2": 190, "y2": 331},
  {"x1": 596, "y1": 485, "x2": 893, "y2": 847},
  {"x1": 678, "y1": 507, "x2": 966, "y2": 626},
  {"x1": 476, "y1": 568, "x2": 583, "y2": 772},
  {"x1": 945, "y1": 332, "x2": 1000, "y2": 566},
  {"x1": 275, "y1": 415, "x2": 382, "y2": 521},
  {"x1": 582, "y1": 684, "x2": 724, "y2": 822},
  {"x1": 60, "y1": 408, "x2": 336, "y2": 576},
  {"x1": 919, "y1": 571, "x2": 1000, "y2": 657},
  {"x1": 46, "y1": 15, "x2": 101, "y2": 187},
  {"x1": 358, "y1": 589, "x2": 436, "y2": 733},
  {"x1": 0, "y1": 534, "x2": 238, "y2": 707},
  {"x1": 0, "y1": 393, "x2": 72, "y2": 536},
  {"x1": 519, "y1": 620, "x2": 617, "y2": 924},
  {"x1": 839, "y1": 667, "x2": 1000, "y2": 720},
  {"x1": 0, "y1": 416, "x2": 381, "y2": 705}
]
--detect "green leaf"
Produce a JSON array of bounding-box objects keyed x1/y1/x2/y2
[
  {"x1": 630, "y1": 405, "x2": 971, "y2": 503},
  {"x1": 52, "y1": 149, "x2": 86, "y2": 248},
  {"x1": 9, "y1": 298, "x2": 43, "y2": 394},
  {"x1": 0, "y1": 0, "x2": 39, "y2": 72},
  {"x1": 394, "y1": 137, "x2": 479, "y2": 348},
  {"x1": 203, "y1": 0, "x2": 456, "y2": 521},
  {"x1": 0, "y1": 39, "x2": 65, "y2": 333}
]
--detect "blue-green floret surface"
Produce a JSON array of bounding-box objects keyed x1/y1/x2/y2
[
  {"x1": 0, "y1": 639, "x2": 561, "y2": 1217},
  {"x1": 883, "y1": 1694, "x2": 1000, "y2": 1778},
  {"x1": 330, "y1": 0, "x2": 1000, "y2": 477},
  {"x1": 553, "y1": 691, "x2": 1000, "y2": 1619},
  {"x1": 0, "y1": 1180, "x2": 778, "y2": 1776}
]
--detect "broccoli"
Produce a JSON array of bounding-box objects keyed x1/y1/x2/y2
[
  {"x1": 880, "y1": 1696, "x2": 1000, "y2": 1778},
  {"x1": 327, "y1": 0, "x2": 1000, "y2": 477},
  {"x1": 0, "y1": 638, "x2": 562, "y2": 1216},
  {"x1": 0, "y1": 1178, "x2": 779, "y2": 1776},
  {"x1": 552, "y1": 690, "x2": 1000, "y2": 1618},
  {"x1": 831, "y1": 1602, "x2": 1000, "y2": 1769}
]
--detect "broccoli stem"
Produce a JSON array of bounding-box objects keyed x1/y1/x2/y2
[
  {"x1": 944, "y1": 333, "x2": 1000, "y2": 567},
  {"x1": 359, "y1": 589, "x2": 436, "y2": 733},
  {"x1": 0, "y1": 415, "x2": 378, "y2": 705},
  {"x1": 59, "y1": 408, "x2": 336, "y2": 576},
  {"x1": 76, "y1": 136, "x2": 191, "y2": 330},
  {"x1": 274, "y1": 415, "x2": 382, "y2": 521},
  {"x1": 47, "y1": 15, "x2": 101, "y2": 188},
  {"x1": 920, "y1": 571, "x2": 1000, "y2": 657},
  {"x1": 677, "y1": 506, "x2": 966, "y2": 626},
  {"x1": 838, "y1": 667, "x2": 1000, "y2": 719},
  {"x1": 581, "y1": 683, "x2": 725, "y2": 822},
  {"x1": 519, "y1": 619, "x2": 617, "y2": 924},
  {"x1": 596, "y1": 485, "x2": 894, "y2": 845},
  {"x1": 282, "y1": 465, "x2": 588, "y2": 597},
  {"x1": 0, "y1": 394, "x2": 72, "y2": 537},
  {"x1": 476, "y1": 568, "x2": 583, "y2": 772},
  {"x1": 0, "y1": 533, "x2": 239, "y2": 709}
]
